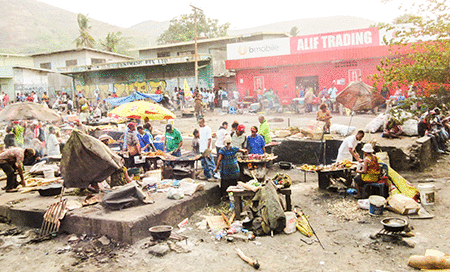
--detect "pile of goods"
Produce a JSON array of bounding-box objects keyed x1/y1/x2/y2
[
  {"x1": 271, "y1": 173, "x2": 292, "y2": 188},
  {"x1": 143, "y1": 150, "x2": 166, "y2": 157},
  {"x1": 299, "y1": 159, "x2": 354, "y2": 172},
  {"x1": 237, "y1": 153, "x2": 278, "y2": 163}
]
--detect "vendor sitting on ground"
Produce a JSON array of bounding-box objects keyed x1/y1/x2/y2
[
  {"x1": 246, "y1": 126, "x2": 266, "y2": 155},
  {"x1": 214, "y1": 135, "x2": 247, "y2": 197},
  {"x1": 0, "y1": 148, "x2": 36, "y2": 192},
  {"x1": 382, "y1": 119, "x2": 403, "y2": 139},
  {"x1": 316, "y1": 103, "x2": 332, "y2": 133},
  {"x1": 354, "y1": 143, "x2": 381, "y2": 198}
]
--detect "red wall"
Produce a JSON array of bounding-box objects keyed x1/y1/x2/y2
[{"x1": 234, "y1": 57, "x2": 384, "y2": 101}]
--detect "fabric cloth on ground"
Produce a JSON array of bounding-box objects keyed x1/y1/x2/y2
[
  {"x1": 251, "y1": 180, "x2": 286, "y2": 236},
  {"x1": 101, "y1": 181, "x2": 147, "y2": 210},
  {"x1": 61, "y1": 130, "x2": 123, "y2": 188}
]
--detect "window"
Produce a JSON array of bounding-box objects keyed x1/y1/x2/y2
[
  {"x1": 65, "y1": 59, "x2": 78, "y2": 67},
  {"x1": 177, "y1": 51, "x2": 195, "y2": 56},
  {"x1": 40, "y1": 62, "x2": 51, "y2": 70},
  {"x1": 91, "y1": 58, "x2": 106, "y2": 64},
  {"x1": 157, "y1": 52, "x2": 171, "y2": 58}
]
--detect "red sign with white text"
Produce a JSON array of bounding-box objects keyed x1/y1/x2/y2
[{"x1": 290, "y1": 27, "x2": 380, "y2": 55}]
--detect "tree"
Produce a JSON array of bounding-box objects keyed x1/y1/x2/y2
[
  {"x1": 74, "y1": 13, "x2": 96, "y2": 48},
  {"x1": 100, "y1": 32, "x2": 125, "y2": 52},
  {"x1": 157, "y1": 11, "x2": 230, "y2": 44},
  {"x1": 372, "y1": 0, "x2": 450, "y2": 100},
  {"x1": 290, "y1": 26, "x2": 300, "y2": 37}
]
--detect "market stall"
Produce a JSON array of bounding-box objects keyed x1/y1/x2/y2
[
  {"x1": 299, "y1": 160, "x2": 356, "y2": 190},
  {"x1": 237, "y1": 154, "x2": 278, "y2": 181}
]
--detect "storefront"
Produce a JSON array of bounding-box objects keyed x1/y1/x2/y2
[{"x1": 225, "y1": 27, "x2": 392, "y2": 103}]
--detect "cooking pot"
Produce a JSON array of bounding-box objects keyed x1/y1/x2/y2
[
  {"x1": 38, "y1": 183, "x2": 63, "y2": 197},
  {"x1": 381, "y1": 217, "x2": 408, "y2": 232},
  {"x1": 279, "y1": 161, "x2": 293, "y2": 170},
  {"x1": 149, "y1": 225, "x2": 173, "y2": 240}
]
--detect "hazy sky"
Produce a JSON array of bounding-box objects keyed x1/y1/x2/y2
[{"x1": 36, "y1": 0, "x2": 407, "y2": 29}]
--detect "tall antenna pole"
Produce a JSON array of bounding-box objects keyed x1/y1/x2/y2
[{"x1": 190, "y1": 5, "x2": 203, "y2": 89}]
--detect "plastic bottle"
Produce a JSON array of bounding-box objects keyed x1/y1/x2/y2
[{"x1": 228, "y1": 192, "x2": 234, "y2": 211}]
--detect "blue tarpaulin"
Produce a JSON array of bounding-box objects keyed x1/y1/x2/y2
[{"x1": 104, "y1": 91, "x2": 163, "y2": 107}]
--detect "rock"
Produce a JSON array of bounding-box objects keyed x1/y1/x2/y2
[
  {"x1": 68, "y1": 235, "x2": 79, "y2": 243},
  {"x1": 148, "y1": 243, "x2": 170, "y2": 257},
  {"x1": 98, "y1": 235, "x2": 110, "y2": 246}
]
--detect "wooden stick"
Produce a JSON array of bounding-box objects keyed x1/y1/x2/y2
[
  {"x1": 220, "y1": 211, "x2": 230, "y2": 227},
  {"x1": 236, "y1": 248, "x2": 260, "y2": 269}
]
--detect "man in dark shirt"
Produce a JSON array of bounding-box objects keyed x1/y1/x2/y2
[{"x1": 4, "y1": 126, "x2": 16, "y2": 148}]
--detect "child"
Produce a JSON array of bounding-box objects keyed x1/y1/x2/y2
[{"x1": 192, "y1": 129, "x2": 199, "y2": 154}]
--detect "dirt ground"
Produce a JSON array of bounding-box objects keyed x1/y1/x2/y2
[{"x1": 1, "y1": 110, "x2": 449, "y2": 272}]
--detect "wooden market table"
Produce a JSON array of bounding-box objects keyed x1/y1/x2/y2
[{"x1": 317, "y1": 167, "x2": 355, "y2": 189}]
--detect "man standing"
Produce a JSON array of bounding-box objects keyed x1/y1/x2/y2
[
  {"x1": 231, "y1": 124, "x2": 247, "y2": 149},
  {"x1": 137, "y1": 126, "x2": 156, "y2": 152},
  {"x1": 258, "y1": 115, "x2": 272, "y2": 144},
  {"x1": 164, "y1": 124, "x2": 183, "y2": 157},
  {"x1": 215, "y1": 121, "x2": 228, "y2": 155},
  {"x1": 336, "y1": 130, "x2": 365, "y2": 162},
  {"x1": 0, "y1": 148, "x2": 35, "y2": 192},
  {"x1": 198, "y1": 117, "x2": 217, "y2": 180},
  {"x1": 78, "y1": 94, "x2": 90, "y2": 123},
  {"x1": 328, "y1": 84, "x2": 338, "y2": 112}
]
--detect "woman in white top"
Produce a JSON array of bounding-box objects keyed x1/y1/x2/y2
[{"x1": 215, "y1": 121, "x2": 228, "y2": 155}]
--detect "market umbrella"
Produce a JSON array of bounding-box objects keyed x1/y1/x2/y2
[
  {"x1": 0, "y1": 102, "x2": 62, "y2": 122},
  {"x1": 108, "y1": 100, "x2": 176, "y2": 120},
  {"x1": 336, "y1": 81, "x2": 385, "y2": 111}
]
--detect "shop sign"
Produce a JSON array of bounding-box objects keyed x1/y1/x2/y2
[
  {"x1": 227, "y1": 38, "x2": 290, "y2": 60},
  {"x1": 290, "y1": 28, "x2": 380, "y2": 54}
]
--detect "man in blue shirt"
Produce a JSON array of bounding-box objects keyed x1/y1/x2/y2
[
  {"x1": 137, "y1": 126, "x2": 155, "y2": 152},
  {"x1": 246, "y1": 126, "x2": 266, "y2": 155}
]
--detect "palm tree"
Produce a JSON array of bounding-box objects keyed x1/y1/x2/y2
[
  {"x1": 74, "y1": 13, "x2": 95, "y2": 48},
  {"x1": 101, "y1": 32, "x2": 124, "y2": 52}
]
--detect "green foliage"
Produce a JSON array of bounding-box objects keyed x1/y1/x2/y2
[
  {"x1": 289, "y1": 26, "x2": 300, "y2": 36},
  {"x1": 157, "y1": 11, "x2": 230, "y2": 44},
  {"x1": 74, "y1": 13, "x2": 96, "y2": 48},
  {"x1": 372, "y1": 1, "x2": 450, "y2": 94},
  {"x1": 100, "y1": 32, "x2": 126, "y2": 52}
]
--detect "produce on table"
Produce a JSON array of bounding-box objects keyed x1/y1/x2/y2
[
  {"x1": 271, "y1": 173, "x2": 292, "y2": 188},
  {"x1": 299, "y1": 159, "x2": 354, "y2": 172}
]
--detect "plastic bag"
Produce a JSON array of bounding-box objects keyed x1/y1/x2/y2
[
  {"x1": 365, "y1": 114, "x2": 386, "y2": 133},
  {"x1": 401, "y1": 119, "x2": 419, "y2": 136},
  {"x1": 167, "y1": 187, "x2": 184, "y2": 200},
  {"x1": 330, "y1": 124, "x2": 356, "y2": 136},
  {"x1": 357, "y1": 199, "x2": 370, "y2": 210}
]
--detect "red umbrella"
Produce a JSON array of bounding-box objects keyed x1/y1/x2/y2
[{"x1": 336, "y1": 81, "x2": 385, "y2": 111}]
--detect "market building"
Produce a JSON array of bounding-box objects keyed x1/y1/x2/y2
[
  {"x1": 60, "y1": 32, "x2": 289, "y2": 100},
  {"x1": 225, "y1": 27, "x2": 392, "y2": 105}
]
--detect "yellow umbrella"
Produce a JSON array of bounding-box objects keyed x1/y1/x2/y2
[{"x1": 108, "y1": 101, "x2": 176, "y2": 120}]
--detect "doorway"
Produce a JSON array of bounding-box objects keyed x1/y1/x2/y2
[{"x1": 295, "y1": 75, "x2": 319, "y2": 94}]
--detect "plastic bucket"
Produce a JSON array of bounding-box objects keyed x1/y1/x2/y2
[
  {"x1": 43, "y1": 168, "x2": 55, "y2": 179},
  {"x1": 418, "y1": 183, "x2": 435, "y2": 205},
  {"x1": 369, "y1": 195, "x2": 385, "y2": 216},
  {"x1": 283, "y1": 212, "x2": 297, "y2": 234}
]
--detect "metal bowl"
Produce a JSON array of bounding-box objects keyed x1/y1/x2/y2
[
  {"x1": 149, "y1": 225, "x2": 173, "y2": 240},
  {"x1": 38, "y1": 183, "x2": 63, "y2": 196},
  {"x1": 279, "y1": 161, "x2": 293, "y2": 170},
  {"x1": 381, "y1": 217, "x2": 408, "y2": 232}
]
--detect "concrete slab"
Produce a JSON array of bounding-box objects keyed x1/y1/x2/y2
[{"x1": 0, "y1": 182, "x2": 220, "y2": 244}]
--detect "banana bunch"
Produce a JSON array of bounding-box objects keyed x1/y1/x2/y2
[{"x1": 295, "y1": 210, "x2": 313, "y2": 237}]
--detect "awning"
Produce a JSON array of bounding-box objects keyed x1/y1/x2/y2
[{"x1": 104, "y1": 91, "x2": 163, "y2": 106}]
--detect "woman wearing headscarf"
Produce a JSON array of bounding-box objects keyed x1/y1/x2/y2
[{"x1": 354, "y1": 143, "x2": 381, "y2": 198}]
